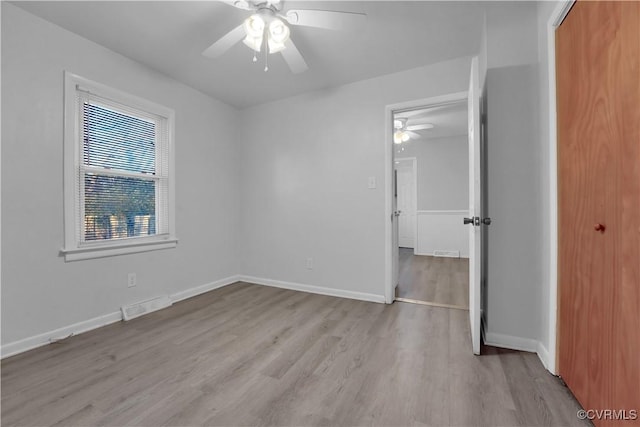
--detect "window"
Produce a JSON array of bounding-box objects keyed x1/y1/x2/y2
[{"x1": 63, "y1": 72, "x2": 176, "y2": 261}]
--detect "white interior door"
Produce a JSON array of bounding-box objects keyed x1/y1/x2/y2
[
  {"x1": 396, "y1": 159, "x2": 416, "y2": 249},
  {"x1": 392, "y1": 169, "x2": 400, "y2": 293},
  {"x1": 467, "y1": 57, "x2": 482, "y2": 355}
]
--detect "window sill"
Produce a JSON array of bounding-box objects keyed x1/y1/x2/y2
[{"x1": 61, "y1": 238, "x2": 178, "y2": 262}]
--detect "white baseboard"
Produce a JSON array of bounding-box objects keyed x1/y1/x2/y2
[
  {"x1": 170, "y1": 275, "x2": 240, "y2": 303},
  {"x1": 485, "y1": 332, "x2": 555, "y2": 375},
  {"x1": 536, "y1": 341, "x2": 555, "y2": 374},
  {"x1": 414, "y1": 250, "x2": 469, "y2": 259},
  {"x1": 238, "y1": 275, "x2": 386, "y2": 304},
  {"x1": 0, "y1": 311, "x2": 122, "y2": 359},
  {"x1": 1, "y1": 275, "x2": 240, "y2": 359},
  {"x1": 484, "y1": 331, "x2": 538, "y2": 353},
  {"x1": 2, "y1": 274, "x2": 384, "y2": 359},
  {"x1": 1, "y1": 273, "x2": 556, "y2": 375}
]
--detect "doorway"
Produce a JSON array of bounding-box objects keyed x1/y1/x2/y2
[
  {"x1": 392, "y1": 102, "x2": 470, "y2": 310},
  {"x1": 385, "y1": 58, "x2": 483, "y2": 355}
]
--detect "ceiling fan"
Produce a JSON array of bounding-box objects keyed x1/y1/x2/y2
[
  {"x1": 393, "y1": 118, "x2": 434, "y2": 144},
  {"x1": 202, "y1": 0, "x2": 367, "y2": 73}
]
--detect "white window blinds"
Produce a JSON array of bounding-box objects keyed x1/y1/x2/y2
[{"x1": 77, "y1": 89, "x2": 169, "y2": 244}]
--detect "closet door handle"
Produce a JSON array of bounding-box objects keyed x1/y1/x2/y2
[{"x1": 594, "y1": 223, "x2": 606, "y2": 232}]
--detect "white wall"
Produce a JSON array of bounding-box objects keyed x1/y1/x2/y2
[
  {"x1": 1, "y1": 4, "x2": 240, "y2": 351},
  {"x1": 487, "y1": 1, "x2": 540, "y2": 70},
  {"x1": 399, "y1": 135, "x2": 469, "y2": 257},
  {"x1": 415, "y1": 212, "x2": 469, "y2": 258},
  {"x1": 399, "y1": 135, "x2": 469, "y2": 210},
  {"x1": 238, "y1": 57, "x2": 472, "y2": 299},
  {"x1": 483, "y1": 1, "x2": 542, "y2": 351}
]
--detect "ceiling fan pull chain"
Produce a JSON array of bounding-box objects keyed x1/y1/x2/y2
[
  {"x1": 252, "y1": 50, "x2": 257, "y2": 63},
  {"x1": 263, "y1": 29, "x2": 269, "y2": 72}
]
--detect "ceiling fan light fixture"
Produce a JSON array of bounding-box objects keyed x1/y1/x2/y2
[
  {"x1": 244, "y1": 14, "x2": 265, "y2": 39},
  {"x1": 203, "y1": 5, "x2": 367, "y2": 74},
  {"x1": 242, "y1": 35, "x2": 263, "y2": 52},
  {"x1": 269, "y1": 19, "x2": 290, "y2": 44},
  {"x1": 268, "y1": 39, "x2": 286, "y2": 53},
  {"x1": 267, "y1": 19, "x2": 289, "y2": 53},
  {"x1": 394, "y1": 131, "x2": 404, "y2": 144},
  {"x1": 393, "y1": 130, "x2": 411, "y2": 144}
]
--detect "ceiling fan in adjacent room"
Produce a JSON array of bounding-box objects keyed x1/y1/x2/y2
[
  {"x1": 393, "y1": 118, "x2": 434, "y2": 144},
  {"x1": 202, "y1": 0, "x2": 367, "y2": 73}
]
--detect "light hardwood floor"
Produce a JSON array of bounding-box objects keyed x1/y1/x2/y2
[
  {"x1": 398, "y1": 248, "x2": 469, "y2": 308},
  {"x1": 2, "y1": 282, "x2": 589, "y2": 426}
]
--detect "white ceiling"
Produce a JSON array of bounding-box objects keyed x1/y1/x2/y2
[
  {"x1": 395, "y1": 100, "x2": 467, "y2": 142},
  {"x1": 12, "y1": 1, "x2": 486, "y2": 109}
]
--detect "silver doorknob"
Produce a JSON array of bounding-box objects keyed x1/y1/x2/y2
[{"x1": 463, "y1": 216, "x2": 480, "y2": 226}]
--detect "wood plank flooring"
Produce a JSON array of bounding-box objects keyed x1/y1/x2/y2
[
  {"x1": 1, "y1": 282, "x2": 589, "y2": 427},
  {"x1": 398, "y1": 248, "x2": 469, "y2": 308}
]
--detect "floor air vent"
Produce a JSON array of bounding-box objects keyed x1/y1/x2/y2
[
  {"x1": 433, "y1": 250, "x2": 460, "y2": 258},
  {"x1": 121, "y1": 295, "x2": 172, "y2": 321}
]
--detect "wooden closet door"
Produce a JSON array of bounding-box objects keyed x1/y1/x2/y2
[{"x1": 557, "y1": 1, "x2": 640, "y2": 425}]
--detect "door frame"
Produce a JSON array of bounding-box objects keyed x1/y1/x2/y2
[
  {"x1": 545, "y1": 0, "x2": 575, "y2": 375},
  {"x1": 384, "y1": 91, "x2": 468, "y2": 304},
  {"x1": 395, "y1": 156, "x2": 418, "y2": 252}
]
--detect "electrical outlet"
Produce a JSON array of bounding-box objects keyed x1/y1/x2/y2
[
  {"x1": 306, "y1": 257, "x2": 313, "y2": 270},
  {"x1": 127, "y1": 273, "x2": 137, "y2": 288}
]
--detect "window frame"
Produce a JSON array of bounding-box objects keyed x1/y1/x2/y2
[{"x1": 62, "y1": 72, "x2": 177, "y2": 261}]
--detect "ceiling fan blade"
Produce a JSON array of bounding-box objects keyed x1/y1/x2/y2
[
  {"x1": 406, "y1": 124, "x2": 434, "y2": 131},
  {"x1": 281, "y1": 38, "x2": 308, "y2": 74},
  {"x1": 284, "y1": 9, "x2": 366, "y2": 31},
  {"x1": 202, "y1": 24, "x2": 245, "y2": 58},
  {"x1": 406, "y1": 131, "x2": 421, "y2": 139}
]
